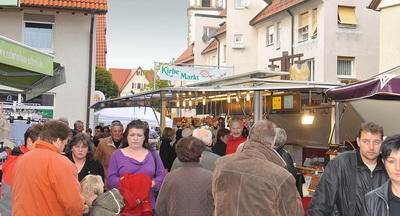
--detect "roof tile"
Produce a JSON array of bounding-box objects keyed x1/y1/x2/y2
[
  {"x1": 175, "y1": 43, "x2": 194, "y2": 64},
  {"x1": 20, "y1": 0, "x2": 108, "y2": 13},
  {"x1": 250, "y1": 0, "x2": 308, "y2": 25},
  {"x1": 201, "y1": 39, "x2": 218, "y2": 55}
]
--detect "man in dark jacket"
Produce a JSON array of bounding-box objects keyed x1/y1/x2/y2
[
  {"x1": 274, "y1": 128, "x2": 296, "y2": 177},
  {"x1": 308, "y1": 122, "x2": 388, "y2": 216}
]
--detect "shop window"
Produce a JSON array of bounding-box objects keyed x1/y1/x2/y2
[
  {"x1": 311, "y1": 8, "x2": 318, "y2": 38},
  {"x1": 337, "y1": 57, "x2": 355, "y2": 78},
  {"x1": 266, "y1": 25, "x2": 274, "y2": 46},
  {"x1": 304, "y1": 58, "x2": 315, "y2": 81},
  {"x1": 298, "y1": 12, "x2": 309, "y2": 42},
  {"x1": 338, "y1": 6, "x2": 357, "y2": 27}
]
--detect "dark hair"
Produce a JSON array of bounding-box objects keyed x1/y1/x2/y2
[
  {"x1": 162, "y1": 127, "x2": 175, "y2": 139},
  {"x1": 175, "y1": 137, "x2": 205, "y2": 162},
  {"x1": 381, "y1": 135, "x2": 400, "y2": 161},
  {"x1": 24, "y1": 124, "x2": 44, "y2": 147},
  {"x1": 358, "y1": 122, "x2": 384, "y2": 139},
  {"x1": 65, "y1": 133, "x2": 95, "y2": 160},
  {"x1": 74, "y1": 120, "x2": 84, "y2": 130},
  {"x1": 103, "y1": 126, "x2": 110, "y2": 132},
  {"x1": 85, "y1": 128, "x2": 92, "y2": 134},
  {"x1": 217, "y1": 128, "x2": 230, "y2": 140},
  {"x1": 40, "y1": 120, "x2": 72, "y2": 143},
  {"x1": 121, "y1": 120, "x2": 150, "y2": 150},
  {"x1": 95, "y1": 125, "x2": 104, "y2": 132}
]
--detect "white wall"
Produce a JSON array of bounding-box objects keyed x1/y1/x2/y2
[
  {"x1": 0, "y1": 9, "x2": 95, "y2": 128},
  {"x1": 187, "y1": 9, "x2": 222, "y2": 45},
  {"x1": 379, "y1": 5, "x2": 400, "y2": 72},
  {"x1": 193, "y1": 15, "x2": 225, "y2": 65},
  {"x1": 253, "y1": 0, "x2": 380, "y2": 82},
  {"x1": 226, "y1": 0, "x2": 267, "y2": 75}
]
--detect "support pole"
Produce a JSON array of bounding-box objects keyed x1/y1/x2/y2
[
  {"x1": 254, "y1": 90, "x2": 263, "y2": 121},
  {"x1": 161, "y1": 98, "x2": 167, "y2": 132},
  {"x1": 335, "y1": 102, "x2": 341, "y2": 144}
]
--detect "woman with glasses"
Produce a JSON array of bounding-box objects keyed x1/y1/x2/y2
[
  {"x1": 65, "y1": 133, "x2": 104, "y2": 181},
  {"x1": 363, "y1": 135, "x2": 400, "y2": 216}
]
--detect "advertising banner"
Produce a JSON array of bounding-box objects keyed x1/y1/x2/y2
[{"x1": 157, "y1": 64, "x2": 231, "y2": 82}]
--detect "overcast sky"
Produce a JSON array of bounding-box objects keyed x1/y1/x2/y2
[{"x1": 106, "y1": 0, "x2": 189, "y2": 70}]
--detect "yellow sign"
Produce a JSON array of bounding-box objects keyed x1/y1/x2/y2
[{"x1": 272, "y1": 96, "x2": 282, "y2": 110}]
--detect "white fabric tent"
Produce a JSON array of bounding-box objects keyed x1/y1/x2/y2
[{"x1": 94, "y1": 107, "x2": 172, "y2": 128}]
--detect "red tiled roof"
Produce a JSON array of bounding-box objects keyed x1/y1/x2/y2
[
  {"x1": 175, "y1": 43, "x2": 194, "y2": 64},
  {"x1": 109, "y1": 68, "x2": 137, "y2": 90},
  {"x1": 250, "y1": 0, "x2": 308, "y2": 25},
  {"x1": 120, "y1": 68, "x2": 140, "y2": 91},
  {"x1": 202, "y1": 39, "x2": 218, "y2": 55},
  {"x1": 20, "y1": 0, "x2": 108, "y2": 14},
  {"x1": 215, "y1": 22, "x2": 226, "y2": 37},
  {"x1": 368, "y1": 0, "x2": 382, "y2": 10},
  {"x1": 96, "y1": 14, "x2": 107, "y2": 68}
]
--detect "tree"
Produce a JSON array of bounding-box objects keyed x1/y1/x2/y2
[
  {"x1": 143, "y1": 69, "x2": 172, "y2": 91},
  {"x1": 95, "y1": 66, "x2": 119, "y2": 98}
]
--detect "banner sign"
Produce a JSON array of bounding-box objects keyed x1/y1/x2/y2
[
  {"x1": 0, "y1": 36, "x2": 53, "y2": 75},
  {"x1": 0, "y1": 0, "x2": 19, "y2": 7},
  {"x1": 157, "y1": 65, "x2": 231, "y2": 82}
]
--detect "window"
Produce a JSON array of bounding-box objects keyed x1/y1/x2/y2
[
  {"x1": 202, "y1": 0, "x2": 210, "y2": 7},
  {"x1": 311, "y1": 8, "x2": 318, "y2": 38},
  {"x1": 337, "y1": 57, "x2": 355, "y2": 78},
  {"x1": 266, "y1": 25, "x2": 274, "y2": 46},
  {"x1": 233, "y1": 34, "x2": 244, "y2": 48},
  {"x1": 24, "y1": 22, "x2": 54, "y2": 50},
  {"x1": 304, "y1": 58, "x2": 315, "y2": 81},
  {"x1": 276, "y1": 22, "x2": 281, "y2": 48},
  {"x1": 223, "y1": 44, "x2": 227, "y2": 63},
  {"x1": 338, "y1": 6, "x2": 357, "y2": 27},
  {"x1": 235, "y1": 0, "x2": 245, "y2": 9},
  {"x1": 202, "y1": 27, "x2": 218, "y2": 42},
  {"x1": 298, "y1": 12, "x2": 309, "y2": 42}
]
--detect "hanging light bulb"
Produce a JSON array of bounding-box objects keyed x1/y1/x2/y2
[
  {"x1": 246, "y1": 93, "x2": 250, "y2": 101},
  {"x1": 189, "y1": 100, "x2": 193, "y2": 107},
  {"x1": 188, "y1": 92, "x2": 192, "y2": 96},
  {"x1": 183, "y1": 100, "x2": 186, "y2": 107},
  {"x1": 176, "y1": 100, "x2": 180, "y2": 107},
  {"x1": 202, "y1": 97, "x2": 206, "y2": 106},
  {"x1": 227, "y1": 94, "x2": 231, "y2": 103}
]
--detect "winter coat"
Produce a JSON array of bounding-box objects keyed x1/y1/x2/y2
[
  {"x1": 171, "y1": 147, "x2": 220, "y2": 171},
  {"x1": 225, "y1": 135, "x2": 246, "y2": 155},
  {"x1": 155, "y1": 162, "x2": 214, "y2": 216},
  {"x1": 362, "y1": 180, "x2": 391, "y2": 216},
  {"x1": 12, "y1": 140, "x2": 84, "y2": 216},
  {"x1": 212, "y1": 140, "x2": 303, "y2": 216},
  {"x1": 95, "y1": 136, "x2": 120, "y2": 177},
  {"x1": 275, "y1": 146, "x2": 296, "y2": 177},
  {"x1": 159, "y1": 137, "x2": 176, "y2": 171},
  {"x1": 0, "y1": 145, "x2": 29, "y2": 216},
  {"x1": 89, "y1": 188, "x2": 124, "y2": 216},
  {"x1": 307, "y1": 150, "x2": 388, "y2": 216},
  {"x1": 211, "y1": 139, "x2": 226, "y2": 156}
]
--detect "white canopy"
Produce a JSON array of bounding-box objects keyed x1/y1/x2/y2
[{"x1": 94, "y1": 107, "x2": 172, "y2": 128}]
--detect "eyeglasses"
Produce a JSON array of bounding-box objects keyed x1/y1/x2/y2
[{"x1": 360, "y1": 139, "x2": 382, "y2": 145}]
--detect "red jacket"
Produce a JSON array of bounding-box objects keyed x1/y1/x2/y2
[
  {"x1": 2, "y1": 145, "x2": 29, "y2": 185},
  {"x1": 118, "y1": 173, "x2": 153, "y2": 216},
  {"x1": 225, "y1": 135, "x2": 247, "y2": 155}
]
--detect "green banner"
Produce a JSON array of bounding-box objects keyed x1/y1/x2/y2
[
  {"x1": 0, "y1": 0, "x2": 19, "y2": 7},
  {"x1": 0, "y1": 36, "x2": 53, "y2": 76}
]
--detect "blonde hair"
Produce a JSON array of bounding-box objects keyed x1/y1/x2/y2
[{"x1": 80, "y1": 175, "x2": 104, "y2": 196}]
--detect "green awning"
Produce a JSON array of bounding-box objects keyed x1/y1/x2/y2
[{"x1": 0, "y1": 35, "x2": 65, "y2": 100}]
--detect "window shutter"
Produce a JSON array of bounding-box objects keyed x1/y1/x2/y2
[
  {"x1": 338, "y1": 6, "x2": 357, "y2": 25},
  {"x1": 300, "y1": 12, "x2": 309, "y2": 28},
  {"x1": 24, "y1": 13, "x2": 55, "y2": 23}
]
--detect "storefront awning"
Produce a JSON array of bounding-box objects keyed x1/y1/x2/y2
[{"x1": 0, "y1": 35, "x2": 65, "y2": 100}]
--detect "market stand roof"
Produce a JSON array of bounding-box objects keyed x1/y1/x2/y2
[{"x1": 91, "y1": 70, "x2": 341, "y2": 110}]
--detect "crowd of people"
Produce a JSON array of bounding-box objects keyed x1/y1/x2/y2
[{"x1": 0, "y1": 115, "x2": 400, "y2": 216}]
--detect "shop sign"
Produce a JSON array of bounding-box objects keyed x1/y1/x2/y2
[
  {"x1": 0, "y1": 36, "x2": 53, "y2": 75},
  {"x1": 157, "y1": 65, "x2": 230, "y2": 82},
  {"x1": 93, "y1": 90, "x2": 106, "y2": 102},
  {"x1": 0, "y1": 0, "x2": 19, "y2": 7},
  {"x1": 272, "y1": 96, "x2": 282, "y2": 110}
]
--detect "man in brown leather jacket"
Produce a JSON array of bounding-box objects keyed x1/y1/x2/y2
[{"x1": 212, "y1": 120, "x2": 303, "y2": 216}]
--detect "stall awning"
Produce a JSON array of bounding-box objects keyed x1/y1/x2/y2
[
  {"x1": 326, "y1": 66, "x2": 400, "y2": 101},
  {"x1": 0, "y1": 35, "x2": 65, "y2": 100}
]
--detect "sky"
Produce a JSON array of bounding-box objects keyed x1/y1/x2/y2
[{"x1": 106, "y1": 0, "x2": 189, "y2": 70}]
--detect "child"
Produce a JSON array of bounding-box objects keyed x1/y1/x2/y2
[{"x1": 80, "y1": 175, "x2": 124, "y2": 216}]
